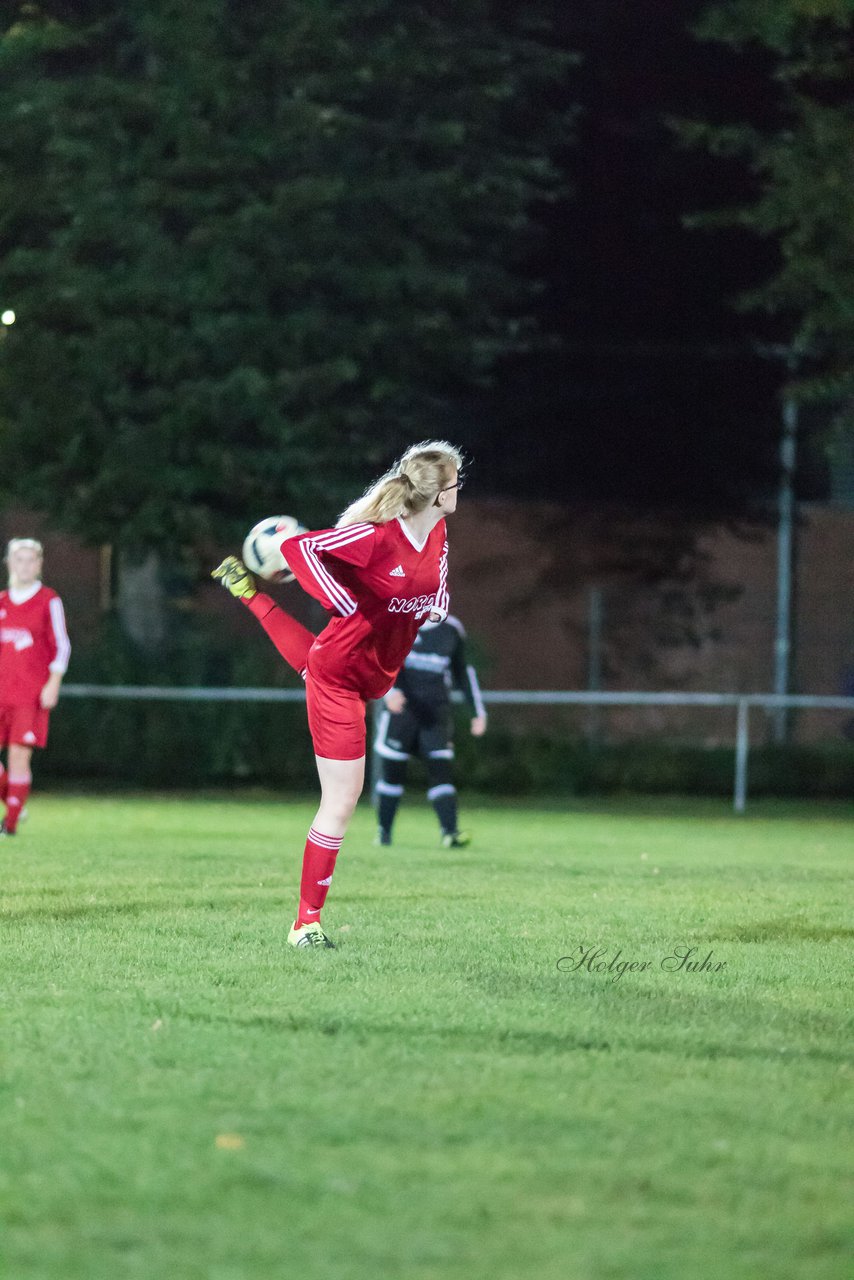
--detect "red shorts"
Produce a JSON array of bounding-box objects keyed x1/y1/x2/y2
[
  {"x1": 305, "y1": 675, "x2": 367, "y2": 760},
  {"x1": 0, "y1": 702, "x2": 50, "y2": 749}
]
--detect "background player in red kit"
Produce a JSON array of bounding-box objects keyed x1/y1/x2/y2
[
  {"x1": 213, "y1": 440, "x2": 463, "y2": 948},
  {"x1": 0, "y1": 538, "x2": 71, "y2": 835}
]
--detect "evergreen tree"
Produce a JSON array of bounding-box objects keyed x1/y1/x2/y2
[
  {"x1": 679, "y1": 0, "x2": 854, "y2": 425},
  {"x1": 0, "y1": 1, "x2": 571, "y2": 553}
]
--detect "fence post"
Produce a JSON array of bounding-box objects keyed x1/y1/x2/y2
[
  {"x1": 369, "y1": 699, "x2": 383, "y2": 806},
  {"x1": 586, "y1": 586, "x2": 604, "y2": 746},
  {"x1": 734, "y1": 698, "x2": 749, "y2": 814},
  {"x1": 773, "y1": 386, "x2": 799, "y2": 743}
]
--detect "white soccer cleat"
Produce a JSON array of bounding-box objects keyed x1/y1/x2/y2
[{"x1": 287, "y1": 921, "x2": 335, "y2": 949}]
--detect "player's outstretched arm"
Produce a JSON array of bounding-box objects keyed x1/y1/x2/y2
[{"x1": 281, "y1": 525, "x2": 377, "y2": 616}]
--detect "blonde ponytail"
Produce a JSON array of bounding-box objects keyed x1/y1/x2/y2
[{"x1": 336, "y1": 440, "x2": 463, "y2": 528}]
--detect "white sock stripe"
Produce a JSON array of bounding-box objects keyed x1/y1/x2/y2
[
  {"x1": 376, "y1": 781, "x2": 404, "y2": 796},
  {"x1": 308, "y1": 827, "x2": 344, "y2": 849},
  {"x1": 311, "y1": 824, "x2": 343, "y2": 844},
  {"x1": 427, "y1": 784, "x2": 456, "y2": 800}
]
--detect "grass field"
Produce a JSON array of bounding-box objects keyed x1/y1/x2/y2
[{"x1": 1, "y1": 792, "x2": 852, "y2": 1280}]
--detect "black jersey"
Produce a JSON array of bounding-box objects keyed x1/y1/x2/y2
[{"x1": 393, "y1": 616, "x2": 485, "y2": 716}]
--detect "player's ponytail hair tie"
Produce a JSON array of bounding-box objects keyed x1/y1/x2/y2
[{"x1": 336, "y1": 440, "x2": 464, "y2": 527}]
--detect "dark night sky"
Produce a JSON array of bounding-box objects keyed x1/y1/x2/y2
[{"x1": 473, "y1": 0, "x2": 792, "y2": 513}]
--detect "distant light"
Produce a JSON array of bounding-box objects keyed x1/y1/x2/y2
[{"x1": 1, "y1": 310, "x2": 15, "y2": 326}]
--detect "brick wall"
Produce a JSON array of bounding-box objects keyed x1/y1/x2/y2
[
  {"x1": 446, "y1": 500, "x2": 853, "y2": 744},
  {"x1": 3, "y1": 499, "x2": 851, "y2": 743}
]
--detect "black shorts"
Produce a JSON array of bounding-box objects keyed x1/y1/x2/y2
[{"x1": 374, "y1": 703, "x2": 454, "y2": 762}]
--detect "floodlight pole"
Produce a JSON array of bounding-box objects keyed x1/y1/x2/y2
[{"x1": 773, "y1": 376, "x2": 798, "y2": 743}]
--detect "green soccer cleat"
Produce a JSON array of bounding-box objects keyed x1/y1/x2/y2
[
  {"x1": 287, "y1": 921, "x2": 335, "y2": 949},
  {"x1": 211, "y1": 556, "x2": 257, "y2": 600},
  {"x1": 441, "y1": 831, "x2": 471, "y2": 849}
]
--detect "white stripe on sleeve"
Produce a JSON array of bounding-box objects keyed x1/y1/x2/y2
[
  {"x1": 373, "y1": 709, "x2": 410, "y2": 760},
  {"x1": 466, "y1": 665, "x2": 486, "y2": 719},
  {"x1": 432, "y1": 539, "x2": 449, "y2": 620},
  {"x1": 312, "y1": 523, "x2": 375, "y2": 549},
  {"x1": 300, "y1": 524, "x2": 375, "y2": 616},
  {"x1": 303, "y1": 542, "x2": 358, "y2": 615},
  {"x1": 48, "y1": 596, "x2": 71, "y2": 674}
]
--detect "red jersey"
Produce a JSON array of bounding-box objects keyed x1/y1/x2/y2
[
  {"x1": 0, "y1": 583, "x2": 71, "y2": 706},
  {"x1": 282, "y1": 517, "x2": 449, "y2": 700}
]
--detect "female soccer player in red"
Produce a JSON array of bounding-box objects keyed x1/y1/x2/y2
[
  {"x1": 213, "y1": 441, "x2": 463, "y2": 948},
  {"x1": 0, "y1": 538, "x2": 71, "y2": 835}
]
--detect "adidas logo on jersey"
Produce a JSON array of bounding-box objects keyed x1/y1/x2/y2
[{"x1": 389, "y1": 565, "x2": 405, "y2": 577}]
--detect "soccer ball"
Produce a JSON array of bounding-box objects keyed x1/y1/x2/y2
[{"x1": 242, "y1": 515, "x2": 305, "y2": 582}]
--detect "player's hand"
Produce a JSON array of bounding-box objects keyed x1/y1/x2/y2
[
  {"x1": 384, "y1": 689, "x2": 407, "y2": 714},
  {"x1": 470, "y1": 715, "x2": 487, "y2": 737},
  {"x1": 40, "y1": 673, "x2": 62, "y2": 710}
]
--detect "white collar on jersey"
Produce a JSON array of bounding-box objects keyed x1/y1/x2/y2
[
  {"x1": 8, "y1": 581, "x2": 42, "y2": 605},
  {"x1": 396, "y1": 516, "x2": 430, "y2": 552}
]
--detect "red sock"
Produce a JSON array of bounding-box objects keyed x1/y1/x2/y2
[
  {"x1": 244, "y1": 594, "x2": 315, "y2": 675},
  {"x1": 5, "y1": 772, "x2": 31, "y2": 832},
  {"x1": 296, "y1": 827, "x2": 343, "y2": 927}
]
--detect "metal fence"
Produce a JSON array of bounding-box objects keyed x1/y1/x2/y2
[{"x1": 61, "y1": 684, "x2": 854, "y2": 813}]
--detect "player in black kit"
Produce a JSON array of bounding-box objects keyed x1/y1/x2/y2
[{"x1": 373, "y1": 615, "x2": 487, "y2": 847}]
